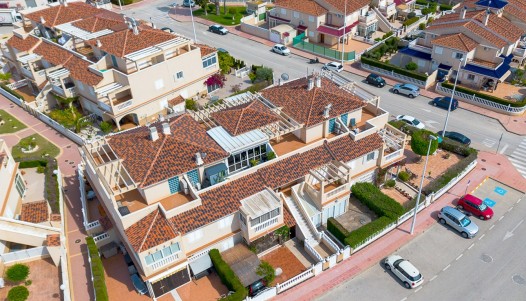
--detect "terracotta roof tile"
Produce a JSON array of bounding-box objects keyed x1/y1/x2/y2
[
  {"x1": 71, "y1": 11, "x2": 125, "y2": 33},
  {"x1": 431, "y1": 33, "x2": 478, "y2": 52},
  {"x1": 6, "y1": 35, "x2": 41, "y2": 52},
  {"x1": 46, "y1": 234, "x2": 60, "y2": 247},
  {"x1": 168, "y1": 95, "x2": 185, "y2": 107},
  {"x1": 324, "y1": 0, "x2": 371, "y2": 14},
  {"x1": 504, "y1": 3, "x2": 526, "y2": 21},
  {"x1": 211, "y1": 100, "x2": 280, "y2": 136},
  {"x1": 275, "y1": 0, "x2": 328, "y2": 16},
  {"x1": 260, "y1": 76, "x2": 365, "y2": 127},
  {"x1": 24, "y1": 2, "x2": 102, "y2": 27},
  {"x1": 21, "y1": 201, "x2": 49, "y2": 224},
  {"x1": 50, "y1": 213, "x2": 61, "y2": 222},
  {"x1": 125, "y1": 209, "x2": 178, "y2": 252},
  {"x1": 86, "y1": 25, "x2": 177, "y2": 58},
  {"x1": 107, "y1": 114, "x2": 229, "y2": 188},
  {"x1": 326, "y1": 133, "x2": 384, "y2": 163},
  {"x1": 283, "y1": 206, "x2": 296, "y2": 228},
  {"x1": 195, "y1": 43, "x2": 217, "y2": 57}
]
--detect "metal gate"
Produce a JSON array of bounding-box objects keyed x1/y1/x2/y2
[{"x1": 270, "y1": 30, "x2": 281, "y2": 43}]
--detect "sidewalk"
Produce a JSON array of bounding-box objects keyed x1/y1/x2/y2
[{"x1": 273, "y1": 151, "x2": 526, "y2": 301}]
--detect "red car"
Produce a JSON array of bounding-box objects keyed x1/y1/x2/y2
[{"x1": 457, "y1": 194, "x2": 493, "y2": 220}]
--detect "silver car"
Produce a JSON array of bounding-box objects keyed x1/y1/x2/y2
[
  {"x1": 384, "y1": 255, "x2": 424, "y2": 289},
  {"x1": 392, "y1": 83, "x2": 420, "y2": 98},
  {"x1": 437, "y1": 206, "x2": 479, "y2": 238}
]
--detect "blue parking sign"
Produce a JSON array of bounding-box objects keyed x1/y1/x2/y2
[{"x1": 494, "y1": 187, "x2": 507, "y2": 196}]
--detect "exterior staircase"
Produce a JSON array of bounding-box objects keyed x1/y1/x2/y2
[
  {"x1": 0, "y1": 217, "x2": 60, "y2": 247},
  {"x1": 373, "y1": 7, "x2": 396, "y2": 33},
  {"x1": 33, "y1": 81, "x2": 52, "y2": 112},
  {"x1": 282, "y1": 193, "x2": 317, "y2": 242}
]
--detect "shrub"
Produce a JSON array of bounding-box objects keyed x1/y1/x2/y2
[
  {"x1": 218, "y1": 51, "x2": 234, "y2": 75},
  {"x1": 256, "y1": 261, "x2": 275, "y2": 284},
  {"x1": 398, "y1": 171, "x2": 410, "y2": 182},
  {"x1": 403, "y1": 16, "x2": 419, "y2": 26},
  {"x1": 361, "y1": 57, "x2": 428, "y2": 81},
  {"x1": 228, "y1": 7, "x2": 237, "y2": 15},
  {"x1": 185, "y1": 99, "x2": 198, "y2": 111},
  {"x1": 418, "y1": 23, "x2": 426, "y2": 30},
  {"x1": 86, "y1": 237, "x2": 109, "y2": 301},
  {"x1": 439, "y1": 137, "x2": 474, "y2": 156},
  {"x1": 209, "y1": 249, "x2": 247, "y2": 300},
  {"x1": 36, "y1": 166, "x2": 45, "y2": 173},
  {"x1": 405, "y1": 61, "x2": 418, "y2": 71},
  {"x1": 351, "y1": 182, "x2": 405, "y2": 220},
  {"x1": 7, "y1": 286, "x2": 29, "y2": 301},
  {"x1": 111, "y1": 0, "x2": 132, "y2": 5},
  {"x1": 327, "y1": 217, "x2": 350, "y2": 243},
  {"x1": 411, "y1": 130, "x2": 438, "y2": 157},
  {"x1": 344, "y1": 216, "x2": 394, "y2": 248},
  {"x1": 0, "y1": 84, "x2": 25, "y2": 101},
  {"x1": 407, "y1": 12, "x2": 416, "y2": 19},
  {"x1": 255, "y1": 67, "x2": 273, "y2": 83},
  {"x1": 423, "y1": 151, "x2": 477, "y2": 195},
  {"x1": 382, "y1": 31, "x2": 393, "y2": 40},
  {"x1": 248, "y1": 72, "x2": 257, "y2": 83},
  {"x1": 18, "y1": 159, "x2": 47, "y2": 169},
  {"x1": 274, "y1": 225, "x2": 290, "y2": 241},
  {"x1": 427, "y1": 17, "x2": 434, "y2": 25},
  {"x1": 99, "y1": 121, "x2": 112, "y2": 134},
  {"x1": 6, "y1": 264, "x2": 30, "y2": 282},
  {"x1": 24, "y1": 280, "x2": 32, "y2": 286},
  {"x1": 266, "y1": 151, "x2": 276, "y2": 160},
  {"x1": 385, "y1": 179, "x2": 396, "y2": 188}
]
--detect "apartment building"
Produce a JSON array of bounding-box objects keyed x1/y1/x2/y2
[
  {"x1": 0, "y1": 139, "x2": 26, "y2": 222},
  {"x1": 268, "y1": 0, "x2": 378, "y2": 46},
  {"x1": 1, "y1": 1, "x2": 220, "y2": 129},
  {"x1": 394, "y1": 7, "x2": 524, "y2": 89},
  {"x1": 80, "y1": 72, "x2": 406, "y2": 298}
]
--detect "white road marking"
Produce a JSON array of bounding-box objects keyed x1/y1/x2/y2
[
  {"x1": 429, "y1": 275, "x2": 438, "y2": 282},
  {"x1": 479, "y1": 234, "x2": 486, "y2": 240},
  {"x1": 518, "y1": 199, "x2": 522, "y2": 204},
  {"x1": 421, "y1": 108, "x2": 431, "y2": 113},
  {"x1": 499, "y1": 144, "x2": 509, "y2": 154},
  {"x1": 400, "y1": 298, "x2": 407, "y2": 301},
  {"x1": 456, "y1": 254, "x2": 463, "y2": 261},
  {"x1": 499, "y1": 216, "x2": 505, "y2": 221},
  {"x1": 489, "y1": 225, "x2": 495, "y2": 230},
  {"x1": 482, "y1": 138, "x2": 497, "y2": 148},
  {"x1": 415, "y1": 287, "x2": 422, "y2": 293},
  {"x1": 468, "y1": 243, "x2": 475, "y2": 250},
  {"x1": 443, "y1": 264, "x2": 451, "y2": 271},
  {"x1": 508, "y1": 207, "x2": 513, "y2": 212}
]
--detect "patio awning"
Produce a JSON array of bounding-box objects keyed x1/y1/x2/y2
[
  {"x1": 399, "y1": 47, "x2": 432, "y2": 61},
  {"x1": 189, "y1": 254, "x2": 213, "y2": 276},
  {"x1": 463, "y1": 58, "x2": 511, "y2": 79},
  {"x1": 317, "y1": 21, "x2": 359, "y2": 37},
  {"x1": 297, "y1": 25, "x2": 308, "y2": 31},
  {"x1": 438, "y1": 63, "x2": 452, "y2": 70},
  {"x1": 268, "y1": 15, "x2": 290, "y2": 23}
]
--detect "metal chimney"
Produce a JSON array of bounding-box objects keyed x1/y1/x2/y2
[{"x1": 323, "y1": 103, "x2": 332, "y2": 118}]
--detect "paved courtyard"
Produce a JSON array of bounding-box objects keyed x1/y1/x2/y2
[
  {"x1": 102, "y1": 255, "x2": 150, "y2": 301},
  {"x1": 261, "y1": 246, "x2": 307, "y2": 285},
  {"x1": 176, "y1": 272, "x2": 228, "y2": 301},
  {"x1": 336, "y1": 197, "x2": 377, "y2": 232},
  {"x1": 403, "y1": 146, "x2": 463, "y2": 188},
  {"x1": 20, "y1": 167, "x2": 46, "y2": 203}
]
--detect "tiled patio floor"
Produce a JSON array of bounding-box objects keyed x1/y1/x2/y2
[
  {"x1": 284, "y1": 238, "x2": 317, "y2": 268},
  {"x1": 176, "y1": 272, "x2": 229, "y2": 301},
  {"x1": 336, "y1": 197, "x2": 377, "y2": 232},
  {"x1": 403, "y1": 146, "x2": 462, "y2": 188},
  {"x1": 0, "y1": 258, "x2": 60, "y2": 301},
  {"x1": 381, "y1": 186, "x2": 414, "y2": 208},
  {"x1": 221, "y1": 244, "x2": 261, "y2": 287},
  {"x1": 102, "y1": 254, "x2": 150, "y2": 301},
  {"x1": 20, "y1": 167, "x2": 45, "y2": 203},
  {"x1": 260, "y1": 246, "x2": 307, "y2": 285},
  {"x1": 459, "y1": 82, "x2": 526, "y2": 101}
]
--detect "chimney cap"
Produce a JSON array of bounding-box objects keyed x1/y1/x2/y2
[{"x1": 162, "y1": 122, "x2": 171, "y2": 135}]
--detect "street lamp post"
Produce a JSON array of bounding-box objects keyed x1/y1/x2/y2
[
  {"x1": 410, "y1": 135, "x2": 437, "y2": 235},
  {"x1": 340, "y1": 0, "x2": 347, "y2": 65},
  {"x1": 441, "y1": 58, "x2": 463, "y2": 136},
  {"x1": 189, "y1": 3, "x2": 198, "y2": 43}
]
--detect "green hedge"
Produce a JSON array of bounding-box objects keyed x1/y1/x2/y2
[
  {"x1": 361, "y1": 56, "x2": 428, "y2": 81},
  {"x1": 18, "y1": 160, "x2": 48, "y2": 168},
  {"x1": 0, "y1": 84, "x2": 25, "y2": 101},
  {"x1": 441, "y1": 82, "x2": 526, "y2": 108},
  {"x1": 327, "y1": 217, "x2": 350, "y2": 243},
  {"x1": 416, "y1": 0, "x2": 453, "y2": 11},
  {"x1": 86, "y1": 237, "x2": 109, "y2": 301},
  {"x1": 209, "y1": 249, "x2": 247, "y2": 301},
  {"x1": 351, "y1": 182, "x2": 405, "y2": 220},
  {"x1": 344, "y1": 217, "x2": 394, "y2": 249},
  {"x1": 403, "y1": 17, "x2": 420, "y2": 26}
]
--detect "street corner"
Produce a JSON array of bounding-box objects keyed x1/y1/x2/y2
[{"x1": 469, "y1": 178, "x2": 524, "y2": 215}]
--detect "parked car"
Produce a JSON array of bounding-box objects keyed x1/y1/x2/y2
[
  {"x1": 365, "y1": 73, "x2": 386, "y2": 87},
  {"x1": 438, "y1": 206, "x2": 479, "y2": 238},
  {"x1": 182, "y1": 0, "x2": 195, "y2": 7},
  {"x1": 161, "y1": 27, "x2": 174, "y2": 33},
  {"x1": 395, "y1": 115, "x2": 425, "y2": 129},
  {"x1": 384, "y1": 255, "x2": 424, "y2": 289},
  {"x1": 217, "y1": 48, "x2": 229, "y2": 53},
  {"x1": 130, "y1": 274, "x2": 148, "y2": 295},
  {"x1": 432, "y1": 96, "x2": 459, "y2": 110},
  {"x1": 437, "y1": 131, "x2": 471, "y2": 146},
  {"x1": 272, "y1": 44, "x2": 290, "y2": 56},
  {"x1": 392, "y1": 83, "x2": 420, "y2": 98},
  {"x1": 248, "y1": 279, "x2": 266, "y2": 297},
  {"x1": 457, "y1": 194, "x2": 493, "y2": 220},
  {"x1": 323, "y1": 61, "x2": 344, "y2": 72},
  {"x1": 209, "y1": 24, "x2": 228, "y2": 35}
]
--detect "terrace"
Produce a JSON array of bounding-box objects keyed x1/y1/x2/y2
[{"x1": 114, "y1": 189, "x2": 194, "y2": 216}]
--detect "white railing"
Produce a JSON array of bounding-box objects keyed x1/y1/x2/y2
[
  {"x1": 235, "y1": 66, "x2": 250, "y2": 78},
  {"x1": 0, "y1": 246, "x2": 49, "y2": 263},
  {"x1": 304, "y1": 238, "x2": 323, "y2": 262},
  {"x1": 51, "y1": 85, "x2": 65, "y2": 96},
  {"x1": 276, "y1": 266, "x2": 315, "y2": 293},
  {"x1": 93, "y1": 232, "x2": 109, "y2": 242},
  {"x1": 513, "y1": 48, "x2": 526, "y2": 58},
  {"x1": 325, "y1": 184, "x2": 347, "y2": 199},
  {"x1": 56, "y1": 167, "x2": 72, "y2": 301},
  {"x1": 291, "y1": 185, "x2": 321, "y2": 240},
  {"x1": 245, "y1": 287, "x2": 277, "y2": 301},
  {"x1": 188, "y1": 248, "x2": 210, "y2": 263},
  {"x1": 86, "y1": 220, "x2": 101, "y2": 231},
  {"x1": 149, "y1": 252, "x2": 179, "y2": 270},
  {"x1": 253, "y1": 216, "x2": 278, "y2": 232},
  {"x1": 7, "y1": 79, "x2": 28, "y2": 90},
  {"x1": 117, "y1": 100, "x2": 133, "y2": 111},
  {"x1": 361, "y1": 63, "x2": 427, "y2": 87},
  {"x1": 78, "y1": 164, "x2": 90, "y2": 231},
  {"x1": 359, "y1": 11, "x2": 376, "y2": 24},
  {"x1": 383, "y1": 149, "x2": 402, "y2": 163},
  {"x1": 397, "y1": 209, "x2": 414, "y2": 225},
  {"x1": 37, "y1": 70, "x2": 46, "y2": 78},
  {"x1": 321, "y1": 232, "x2": 340, "y2": 253},
  {"x1": 435, "y1": 84, "x2": 526, "y2": 115},
  {"x1": 67, "y1": 87, "x2": 77, "y2": 97},
  {"x1": 432, "y1": 160, "x2": 477, "y2": 200},
  {"x1": 351, "y1": 220, "x2": 397, "y2": 253}
]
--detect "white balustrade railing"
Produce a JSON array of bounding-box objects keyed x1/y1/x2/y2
[
  {"x1": 7, "y1": 79, "x2": 28, "y2": 90},
  {"x1": 321, "y1": 232, "x2": 340, "y2": 253},
  {"x1": 352, "y1": 220, "x2": 397, "y2": 253},
  {"x1": 0, "y1": 246, "x2": 49, "y2": 263},
  {"x1": 325, "y1": 184, "x2": 347, "y2": 199},
  {"x1": 304, "y1": 238, "x2": 323, "y2": 262},
  {"x1": 117, "y1": 100, "x2": 133, "y2": 111},
  {"x1": 276, "y1": 267, "x2": 315, "y2": 293},
  {"x1": 149, "y1": 252, "x2": 179, "y2": 270},
  {"x1": 93, "y1": 232, "x2": 109, "y2": 242},
  {"x1": 86, "y1": 220, "x2": 101, "y2": 231},
  {"x1": 384, "y1": 149, "x2": 402, "y2": 162},
  {"x1": 253, "y1": 216, "x2": 278, "y2": 233}
]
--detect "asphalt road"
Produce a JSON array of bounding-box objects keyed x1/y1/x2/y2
[
  {"x1": 123, "y1": 3, "x2": 520, "y2": 157},
  {"x1": 316, "y1": 180, "x2": 526, "y2": 301}
]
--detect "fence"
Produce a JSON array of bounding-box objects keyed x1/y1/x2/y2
[
  {"x1": 57, "y1": 167, "x2": 72, "y2": 301},
  {"x1": 431, "y1": 160, "x2": 477, "y2": 200},
  {"x1": 292, "y1": 33, "x2": 355, "y2": 61},
  {"x1": 78, "y1": 164, "x2": 90, "y2": 231},
  {"x1": 235, "y1": 66, "x2": 250, "y2": 78},
  {"x1": 276, "y1": 264, "x2": 316, "y2": 293},
  {"x1": 0, "y1": 246, "x2": 49, "y2": 263},
  {"x1": 361, "y1": 63, "x2": 427, "y2": 87},
  {"x1": 435, "y1": 84, "x2": 526, "y2": 116},
  {"x1": 351, "y1": 220, "x2": 398, "y2": 253}
]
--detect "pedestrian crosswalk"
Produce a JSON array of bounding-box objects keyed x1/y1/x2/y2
[{"x1": 509, "y1": 138, "x2": 526, "y2": 178}]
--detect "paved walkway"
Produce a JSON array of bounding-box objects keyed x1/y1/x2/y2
[
  {"x1": 0, "y1": 96, "x2": 92, "y2": 301},
  {"x1": 274, "y1": 151, "x2": 526, "y2": 301}
]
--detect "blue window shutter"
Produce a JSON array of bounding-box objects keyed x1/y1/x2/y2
[
  {"x1": 328, "y1": 118, "x2": 336, "y2": 133},
  {"x1": 340, "y1": 113, "x2": 348, "y2": 126},
  {"x1": 168, "y1": 176, "x2": 179, "y2": 194},
  {"x1": 187, "y1": 169, "x2": 199, "y2": 186}
]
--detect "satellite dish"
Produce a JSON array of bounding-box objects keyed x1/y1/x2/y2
[{"x1": 281, "y1": 73, "x2": 289, "y2": 81}]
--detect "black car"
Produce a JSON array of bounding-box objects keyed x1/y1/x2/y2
[
  {"x1": 438, "y1": 131, "x2": 471, "y2": 145},
  {"x1": 161, "y1": 27, "x2": 174, "y2": 33},
  {"x1": 432, "y1": 97, "x2": 458, "y2": 111},
  {"x1": 209, "y1": 24, "x2": 228, "y2": 35},
  {"x1": 248, "y1": 279, "x2": 266, "y2": 297},
  {"x1": 365, "y1": 73, "x2": 386, "y2": 87}
]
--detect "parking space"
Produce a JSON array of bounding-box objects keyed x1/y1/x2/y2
[{"x1": 469, "y1": 177, "x2": 523, "y2": 220}]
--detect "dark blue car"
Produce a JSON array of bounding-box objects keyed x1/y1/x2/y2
[
  {"x1": 432, "y1": 97, "x2": 459, "y2": 111},
  {"x1": 131, "y1": 273, "x2": 148, "y2": 295}
]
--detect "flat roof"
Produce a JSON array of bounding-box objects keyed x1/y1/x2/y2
[{"x1": 207, "y1": 126, "x2": 268, "y2": 154}]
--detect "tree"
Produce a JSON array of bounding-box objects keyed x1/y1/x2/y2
[
  {"x1": 7, "y1": 286, "x2": 29, "y2": 301},
  {"x1": 405, "y1": 61, "x2": 418, "y2": 71},
  {"x1": 256, "y1": 261, "x2": 275, "y2": 284},
  {"x1": 54, "y1": 95, "x2": 78, "y2": 118},
  {"x1": 410, "y1": 130, "x2": 438, "y2": 161},
  {"x1": 205, "y1": 73, "x2": 226, "y2": 88},
  {"x1": 218, "y1": 51, "x2": 234, "y2": 74},
  {"x1": 195, "y1": 0, "x2": 209, "y2": 15},
  {"x1": 0, "y1": 72, "x2": 12, "y2": 84},
  {"x1": 6, "y1": 264, "x2": 29, "y2": 282},
  {"x1": 215, "y1": 0, "x2": 220, "y2": 15},
  {"x1": 255, "y1": 67, "x2": 273, "y2": 83}
]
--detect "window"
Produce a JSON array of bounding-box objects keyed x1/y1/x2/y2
[
  {"x1": 467, "y1": 74, "x2": 475, "y2": 81},
  {"x1": 293, "y1": 12, "x2": 299, "y2": 18},
  {"x1": 309, "y1": 31, "x2": 315, "y2": 37},
  {"x1": 280, "y1": 8, "x2": 286, "y2": 15},
  {"x1": 250, "y1": 208, "x2": 280, "y2": 227},
  {"x1": 309, "y1": 15, "x2": 314, "y2": 22},
  {"x1": 454, "y1": 52, "x2": 463, "y2": 59},
  {"x1": 154, "y1": 79, "x2": 164, "y2": 90},
  {"x1": 174, "y1": 71, "x2": 184, "y2": 80},
  {"x1": 434, "y1": 46, "x2": 443, "y2": 54},
  {"x1": 15, "y1": 174, "x2": 25, "y2": 198},
  {"x1": 366, "y1": 151, "x2": 376, "y2": 162},
  {"x1": 417, "y1": 59, "x2": 426, "y2": 67},
  {"x1": 144, "y1": 242, "x2": 181, "y2": 266},
  {"x1": 202, "y1": 55, "x2": 217, "y2": 68},
  {"x1": 240, "y1": 213, "x2": 246, "y2": 225},
  {"x1": 227, "y1": 144, "x2": 267, "y2": 173}
]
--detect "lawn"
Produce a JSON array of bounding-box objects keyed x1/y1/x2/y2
[
  {"x1": 193, "y1": 5, "x2": 247, "y2": 25},
  {"x1": 0, "y1": 109, "x2": 27, "y2": 134},
  {"x1": 11, "y1": 134, "x2": 60, "y2": 161}
]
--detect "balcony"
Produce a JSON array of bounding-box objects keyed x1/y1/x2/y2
[
  {"x1": 239, "y1": 189, "x2": 284, "y2": 242},
  {"x1": 359, "y1": 11, "x2": 377, "y2": 25},
  {"x1": 409, "y1": 39, "x2": 432, "y2": 54},
  {"x1": 50, "y1": 81, "x2": 76, "y2": 98},
  {"x1": 304, "y1": 161, "x2": 352, "y2": 206},
  {"x1": 379, "y1": 3, "x2": 397, "y2": 17},
  {"x1": 379, "y1": 124, "x2": 406, "y2": 167},
  {"x1": 148, "y1": 252, "x2": 180, "y2": 271}
]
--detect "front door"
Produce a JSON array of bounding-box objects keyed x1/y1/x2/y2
[{"x1": 320, "y1": 34, "x2": 325, "y2": 44}]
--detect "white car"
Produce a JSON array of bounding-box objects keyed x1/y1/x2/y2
[
  {"x1": 272, "y1": 44, "x2": 291, "y2": 56},
  {"x1": 384, "y1": 255, "x2": 424, "y2": 289},
  {"x1": 396, "y1": 115, "x2": 425, "y2": 129},
  {"x1": 323, "y1": 61, "x2": 344, "y2": 72}
]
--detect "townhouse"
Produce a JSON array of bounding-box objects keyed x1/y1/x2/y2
[
  {"x1": 268, "y1": 0, "x2": 378, "y2": 46},
  {"x1": 1, "y1": 1, "x2": 220, "y2": 129},
  {"x1": 0, "y1": 139, "x2": 26, "y2": 223},
  {"x1": 80, "y1": 72, "x2": 406, "y2": 298},
  {"x1": 394, "y1": 7, "x2": 524, "y2": 90}
]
